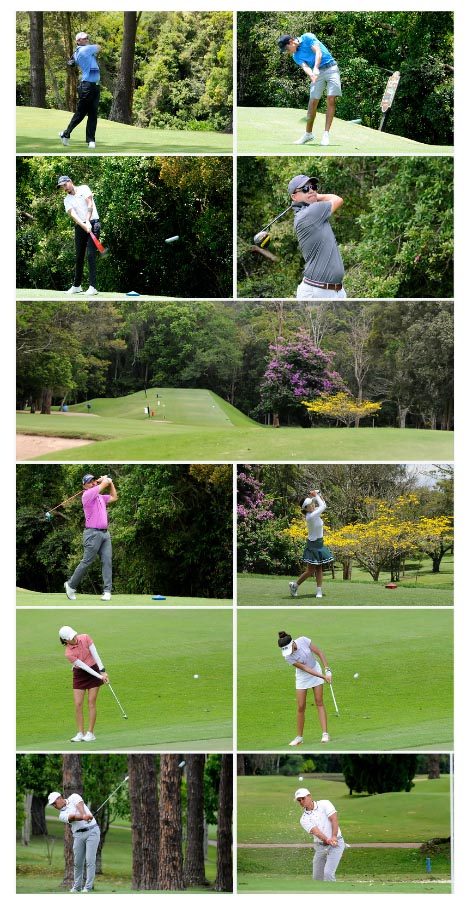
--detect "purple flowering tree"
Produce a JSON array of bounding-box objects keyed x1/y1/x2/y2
[
  {"x1": 237, "y1": 468, "x2": 300, "y2": 574},
  {"x1": 256, "y1": 330, "x2": 345, "y2": 426}
]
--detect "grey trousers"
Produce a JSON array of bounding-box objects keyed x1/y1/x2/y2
[
  {"x1": 312, "y1": 837, "x2": 345, "y2": 881},
  {"x1": 69, "y1": 528, "x2": 112, "y2": 592},
  {"x1": 73, "y1": 824, "x2": 100, "y2": 891}
]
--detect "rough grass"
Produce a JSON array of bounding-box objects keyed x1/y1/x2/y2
[
  {"x1": 16, "y1": 106, "x2": 233, "y2": 154},
  {"x1": 237, "y1": 608, "x2": 453, "y2": 751},
  {"x1": 237, "y1": 106, "x2": 453, "y2": 155}
]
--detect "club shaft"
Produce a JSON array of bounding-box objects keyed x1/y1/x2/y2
[
  {"x1": 94, "y1": 777, "x2": 129, "y2": 814},
  {"x1": 260, "y1": 205, "x2": 293, "y2": 233},
  {"x1": 330, "y1": 683, "x2": 339, "y2": 715},
  {"x1": 108, "y1": 682, "x2": 127, "y2": 716},
  {"x1": 48, "y1": 490, "x2": 83, "y2": 513}
]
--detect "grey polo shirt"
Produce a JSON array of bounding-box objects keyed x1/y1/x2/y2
[{"x1": 293, "y1": 201, "x2": 344, "y2": 284}]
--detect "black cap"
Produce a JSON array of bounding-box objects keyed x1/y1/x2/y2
[{"x1": 278, "y1": 35, "x2": 293, "y2": 52}]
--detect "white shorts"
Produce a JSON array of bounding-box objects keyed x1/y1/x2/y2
[
  {"x1": 297, "y1": 280, "x2": 347, "y2": 299},
  {"x1": 309, "y1": 64, "x2": 342, "y2": 100}
]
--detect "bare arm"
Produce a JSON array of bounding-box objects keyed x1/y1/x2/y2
[
  {"x1": 68, "y1": 799, "x2": 94, "y2": 822},
  {"x1": 309, "y1": 824, "x2": 334, "y2": 845},
  {"x1": 316, "y1": 193, "x2": 343, "y2": 214},
  {"x1": 328, "y1": 811, "x2": 339, "y2": 844},
  {"x1": 68, "y1": 208, "x2": 91, "y2": 232},
  {"x1": 97, "y1": 476, "x2": 118, "y2": 503},
  {"x1": 292, "y1": 659, "x2": 330, "y2": 682},
  {"x1": 300, "y1": 42, "x2": 322, "y2": 82},
  {"x1": 309, "y1": 641, "x2": 329, "y2": 671}
]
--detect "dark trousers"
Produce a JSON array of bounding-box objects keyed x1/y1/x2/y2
[
  {"x1": 64, "y1": 82, "x2": 100, "y2": 143},
  {"x1": 74, "y1": 220, "x2": 100, "y2": 289}
]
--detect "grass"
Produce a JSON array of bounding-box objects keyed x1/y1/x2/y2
[
  {"x1": 16, "y1": 589, "x2": 232, "y2": 607},
  {"x1": 237, "y1": 554, "x2": 454, "y2": 607},
  {"x1": 16, "y1": 388, "x2": 454, "y2": 462},
  {"x1": 237, "y1": 107, "x2": 453, "y2": 155},
  {"x1": 16, "y1": 609, "x2": 233, "y2": 751},
  {"x1": 237, "y1": 776, "x2": 451, "y2": 893},
  {"x1": 16, "y1": 106, "x2": 233, "y2": 154},
  {"x1": 237, "y1": 609, "x2": 453, "y2": 751},
  {"x1": 16, "y1": 290, "x2": 175, "y2": 301},
  {"x1": 16, "y1": 818, "x2": 218, "y2": 893}
]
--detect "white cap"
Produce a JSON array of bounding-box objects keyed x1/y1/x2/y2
[
  {"x1": 281, "y1": 641, "x2": 294, "y2": 656},
  {"x1": 59, "y1": 626, "x2": 77, "y2": 641},
  {"x1": 47, "y1": 791, "x2": 62, "y2": 806},
  {"x1": 76, "y1": 31, "x2": 89, "y2": 41},
  {"x1": 302, "y1": 497, "x2": 313, "y2": 510},
  {"x1": 294, "y1": 787, "x2": 311, "y2": 800}
]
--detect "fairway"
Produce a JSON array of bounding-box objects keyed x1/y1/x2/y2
[
  {"x1": 16, "y1": 106, "x2": 232, "y2": 154},
  {"x1": 237, "y1": 107, "x2": 453, "y2": 155},
  {"x1": 16, "y1": 388, "x2": 453, "y2": 462},
  {"x1": 237, "y1": 775, "x2": 451, "y2": 893},
  {"x1": 16, "y1": 589, "x2": 232, "y2": 607},
  {"x1": 237, "y1": 571, "x2": 453, "y2": 608},
  {"x1": 17, "y1": 610, "x2": 233, "y2": 751},
  {"x1": 237, "y1": 609, "x2": 453, "y2": 751},
  {"x1": 17, "y1": 289, "x2": 175, "y2": 301}
]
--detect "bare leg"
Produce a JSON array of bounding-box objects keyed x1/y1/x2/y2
[
  {"x1": 313, "y1": 685, "x2": 328, "y2": 734},
  {"x1": 297, "y1": 564, "x2": 317, "y2": 587},
  {"x1": 296, "y1": 689, "x2": 307, "y2": 737},
  {"x1": 73, "y1": 690, "x2": 85, "y2": 733},
  {"x1": 315, "y1": 566, "x2": 323, "y2": 589},
  {"x1": 87, "y1": 688, "x2": 100, "y2": 732},
  {"x1": 306, "y1": 97, "x2": 320, "y2": 133},
  {"x1": 325, "y1": 95, "x2": 336, "y2": 132}
]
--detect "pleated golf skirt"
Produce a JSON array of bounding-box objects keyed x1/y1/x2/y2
[
  {"x1": 303, "y1": 537, "x2": 334, "y2": 566},
  {"x1": 72, "y1": 663, "x2": 104, "y2": 690}
]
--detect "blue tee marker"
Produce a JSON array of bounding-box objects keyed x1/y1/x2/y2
[{"x1": 152, "y1": 595, "x2": 166, "y2": 600}]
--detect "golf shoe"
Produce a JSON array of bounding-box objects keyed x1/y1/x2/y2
[
  {"x1": 289, "y1": 581, "x2": 298, "y2": 597},
  {"x1": 289, "y1": 735, "x2": 303, "y2": 746},
  {"x1": 64, "y1": 581, "x2": 76, "y2": 600},
  {"x1": 294, "y1": 132, "x2": 314, "y2": 145}
]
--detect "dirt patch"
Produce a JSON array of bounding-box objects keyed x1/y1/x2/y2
[{"x1": 16, "y1": 434, "x2": 94, "y2": 460}]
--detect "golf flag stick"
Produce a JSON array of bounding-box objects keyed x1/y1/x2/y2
[
  {"x1": 108, "y1": 682, "x2": 128, "y2": 718},
  {"x1": 329, "y1": 682, "x2": 340, "y2": 716},
  {"x1": 88, "y1": 230, "x2": 109, "y2": 256}
]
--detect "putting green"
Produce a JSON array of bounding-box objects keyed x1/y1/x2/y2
[
  {"x1": 237, "y1": 107, "x2": 453, "y2": 155},
  {"x1": 17, "y1": 609, "x2": 233, "y2": 751},
  {"x1": 237, "y1": 609, "x2": 453, "y2": 751},
  {"x1": 16, "y1": 388, "x2": 453, "y2": 462},
  {"x1": 16, "y1": 588, "x2": 232, "y2": 607},
  {"x1": 16, "y1": 106, "x2": 233, "y2": 154}
]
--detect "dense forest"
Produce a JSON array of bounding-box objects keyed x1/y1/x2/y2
[
  {"x1": 237, "y1": 11, "x2": 453, "y2": 145},
  {"x1": 17, "y1": 10, "x2": 233, "y2": 132},
  {"x1": 16, "y1": 300, "x2": 453, "y2": 432}
]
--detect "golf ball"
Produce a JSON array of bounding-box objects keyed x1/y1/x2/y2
[
  {"x1": 354, "y1": 673, "x2": 359, "y2": 678},
  {"x1": 193, "y1": 674, "x2": 199, "y2": 679},
  {"x1": 298, "y1": 776, "x2": 303, "y2": 781}
]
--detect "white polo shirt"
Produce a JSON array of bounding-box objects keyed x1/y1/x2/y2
[
  {"x1": 300, "y1": 799, "x2": 342, "y2": 843},
  {"x1": 58, "y1": 793, "x2": 96, "y2": 833},
  {"x1": 63, "y1": 185, "x2": 99, "y2": 222}
]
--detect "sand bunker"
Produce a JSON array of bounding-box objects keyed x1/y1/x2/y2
[{"x1": 16, "y1": 434, "x2": 94, "y2": 459}]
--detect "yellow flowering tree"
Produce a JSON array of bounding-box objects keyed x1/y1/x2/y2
[{"x1": 302, "y1": 392, "x2": 381, "y2": 427}]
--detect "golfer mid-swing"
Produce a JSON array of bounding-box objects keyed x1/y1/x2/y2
[
  {"x1": 278, "y1": 33, "x2": 342, "y2": 146},
  {"x1": 294, "y1": 786, "x2": 347, "y2": 881},
  {"x1": 57, "y1": 175, "x2": 103, "y2": 296},
  {"x1": 47, "y1": 790, "x2": 100, "y2": 892},
  {"x1": 64, "y1": 473, "x2": 117, "y2": 602}
]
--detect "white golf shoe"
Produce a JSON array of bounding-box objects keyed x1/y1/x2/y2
[
  {"x1": 88, "y1": 141, "x2": 96, "y2": 148},
  {"x1": 289, "y1": 581, "x2": 298, "y2": 597},
  {"x1": 70, "y1": 732, "x2": 85, "y2": 742},
  {"x1": 85, "y1": 286, "x2": 99, "y2": 296},
  {"x1": 83, "y1": 732, "x2": 96, "y2": 742},
  {"x1": 64, "y1": 581, "x2": 76, "y2": 600},
  {"x1": 101, "y1": 591, "x2": 111, "y2": 601},
  {"x1": 315, "y1": 591, "x2": 323, "y2": 598},
  {"x1": 81, "y1": 888, "x2": 91, "y2": 892},
  {"x1": 320, "y1": 131, "x2": 330, "y2": 146},
  {"x1": 59, "y1": 131, "x2": 70, "y2": 146},
  {"x1": 69, "y1": 887, "x2": 80, "y2": 892},
  {"x1": 321, "y1": 732, "x2": 330, "y2": 743},
  {"x1": 66, "y1": 285, "x2": 83, "y2": 294},
  {"x1": 294, "y1": 132, "x2": 314, "y2": 145},
  {"x1": 289, "y1": 735, "x2": 303, "y2": 746}
]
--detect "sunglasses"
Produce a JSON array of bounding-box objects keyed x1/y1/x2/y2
[{"x1": 296, "y1": 182, "x2": 318, "y2": 193}]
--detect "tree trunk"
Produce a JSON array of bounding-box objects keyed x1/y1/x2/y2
[
  {"x1": 41, "y1": 388, "x2": 52, "y2": 414},
  {"x1": 342, "y1": 558, "x2": 353, "y2": 581},
  {"x1": 22, "y1": 791, "x2": 33, "y2": 845},
  {"x1": 29, "y1": 12, "x2": 46, "y2": 107},
  {"x1": 183, "y1": 755, "x2": 209, "y2": 887},
  {"x1": 62, "y1": 755, "x2": 83, "y2": 889},
  {"x1": 159, "y1": 755, "x2": 184, "y2": 890},
  {"x1": 214, "y1": 755, "x2": 233, "y2": 892},
  {"x1": 398, "y1": 405, "x2": 409, "y2": 429},
  {"x1": 109, "y1": 12, "x2": 139, "y2": 123},
  {"x1": 61, "y1": 11, "x2": 77, "y2": 111},
  {"x1": 128, "y1": 754, "x2": 159, "y2": 890},
  {"x1": 31, "y1": 793, "x2": 48, "y2": 835},
  {"x1": 237, "y1": 754, "x2": 245, "y2": 776},
  {"x1": 427, "y1": 755, "x2": 441, "y2": 779}
]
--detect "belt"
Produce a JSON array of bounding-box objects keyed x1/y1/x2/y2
[
  {"x1": 75, "y1": 824, "x2": 98, "y2": 833},
  {"x1": 86, "y1": 527, "x2": 107, "y2": 531},
  {"x1": 303, "y1": 278, "x2": 343, "y2": 291},
  {"x1": 320, "y1": 62, "x2": 337, "y2": 70}
]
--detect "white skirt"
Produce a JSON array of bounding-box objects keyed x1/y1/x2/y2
[{"x1": 295, "y1": 659, "x2": 324, "y2": 690}]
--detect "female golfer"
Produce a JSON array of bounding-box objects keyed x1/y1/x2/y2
[
  {"x1": 278, "y1": 629, "x2": 332, "y2": 744},
  {"x1": 289, "y1": 490, "x2": 333, "y2": 598},
  {"x1": 59, "y1": 625, "x2": 109, "y2": 742}
]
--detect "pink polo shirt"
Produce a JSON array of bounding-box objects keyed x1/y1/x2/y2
[
  {"x1": 65, "y1": 634, "x2": 95, "y2": 668},
  {"x1": 82, "y1": 486, "x2": 110, "y2": 528}
]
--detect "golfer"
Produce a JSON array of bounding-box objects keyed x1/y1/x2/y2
[
  {"x1": 57, "y1": 175, "x2": 103, "y2": 296},
  {"x1": 278, "y1": 33, "x2": 342, "y2": 147},
  {"x1": 47, "y1": 789, "x2": 100, "y2": 892},
  {"x1": 64, "y1": 473, "x2": 117, "y2": 601},
  {"x1": 288, "y1": 174, "x2": 346, "y2": 299},
  {"x1": 59, "y1": 625, "x2": 109, "y2": 743},
  {"x1": 278, "y1": 630, "x2": 332, "y2": 745},
  {"x1": 289, "y1": 490, "x2": 334, "y2": 598},
  {"x1": 59, "y1": 32, "x2": 101, "y2": 148},
  {"x1": 294, "y1": 787, "x2": 346, "y2": 881}
]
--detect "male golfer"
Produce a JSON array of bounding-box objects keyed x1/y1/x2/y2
[
  {"x1": 288, "y1": 174, "x2": 346, "y2": 299},
  {"x1": 59, "y1": 32, "x2": 101, "y2": 148},
  {"x1": 57, "y1": 175, "x2": 102, "y2": 296},
  {"x1": 64, "y1": 473, "x2": 117, "y2": 602},
  {"x1": 47, "y1": 790, "x2": 100, "y2": 893},
  {"x1": 278, "y1": 33, "x2": 342, "y2": 146},
  {"x1": 294, "y1": 787, "x2": 346, "y2": 881}
]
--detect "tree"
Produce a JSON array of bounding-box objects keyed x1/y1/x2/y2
[
  {"x1": 303, "y1": 391, "x2": 381, "y2": 426},
  {"x1": 29, "y1": 12, "x2": 46, "y2": 107},
  {"x1": 158, "y1": 756, "x2": 184, "y2": 890},
  {"x1": 214, "y1": 755, "x2": 233, "y2": 892},
  {"x1": 183, "y1": 755, "x2": 209, "y2": 887},
  {"x1": 109, "y1": 12, "x2": 140, "y2": 123},
  {"x1": 342, "y1": 755, "x2": 417, "y2": 795},
  {"x1": 128, "y1": 754, "x2": 159, "y2": 890},
  {"x1": 61, "y1": 754, "x2": 83, "y2": 889},
  {"x1": 428, "y1": 755, "x2": 441, "y2": 780}
]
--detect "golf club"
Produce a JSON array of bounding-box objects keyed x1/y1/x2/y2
[
  {"x1": 44, "y1": 489, "x2": 83, "y2": 520},
  {"x1": 108, "y1": 682, "x2": 128, "y2": 719},
  {"x1": 253, "y1": 205, "x2": 293, "y2": 246},
  {"x1": 93, "y1": 776, "x2": 129, "y2": 815},
  {"x1": 329, "y1": 682, "x2": 340, "y2": 716},
  {"x1": 88, "y1": 230, "x2": 109, "y2": 256}
]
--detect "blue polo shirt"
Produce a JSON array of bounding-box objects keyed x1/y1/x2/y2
[
  {"x1": 293, "y1": 33, "x2": 336, "y2": 69},
  {"x1": 75, "y1": 44, "x2": 100, "y2": 82}
]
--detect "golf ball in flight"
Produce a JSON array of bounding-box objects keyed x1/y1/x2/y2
[
  {"x1": 194, "y1": 674, "x2": 199, "y2": 679},
  {"x1": 298, "y1": 776, "x2": 303, "y2": 781},
  {"x1": 353, "y1": 672, "x2": 359, "y2": 678}
]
